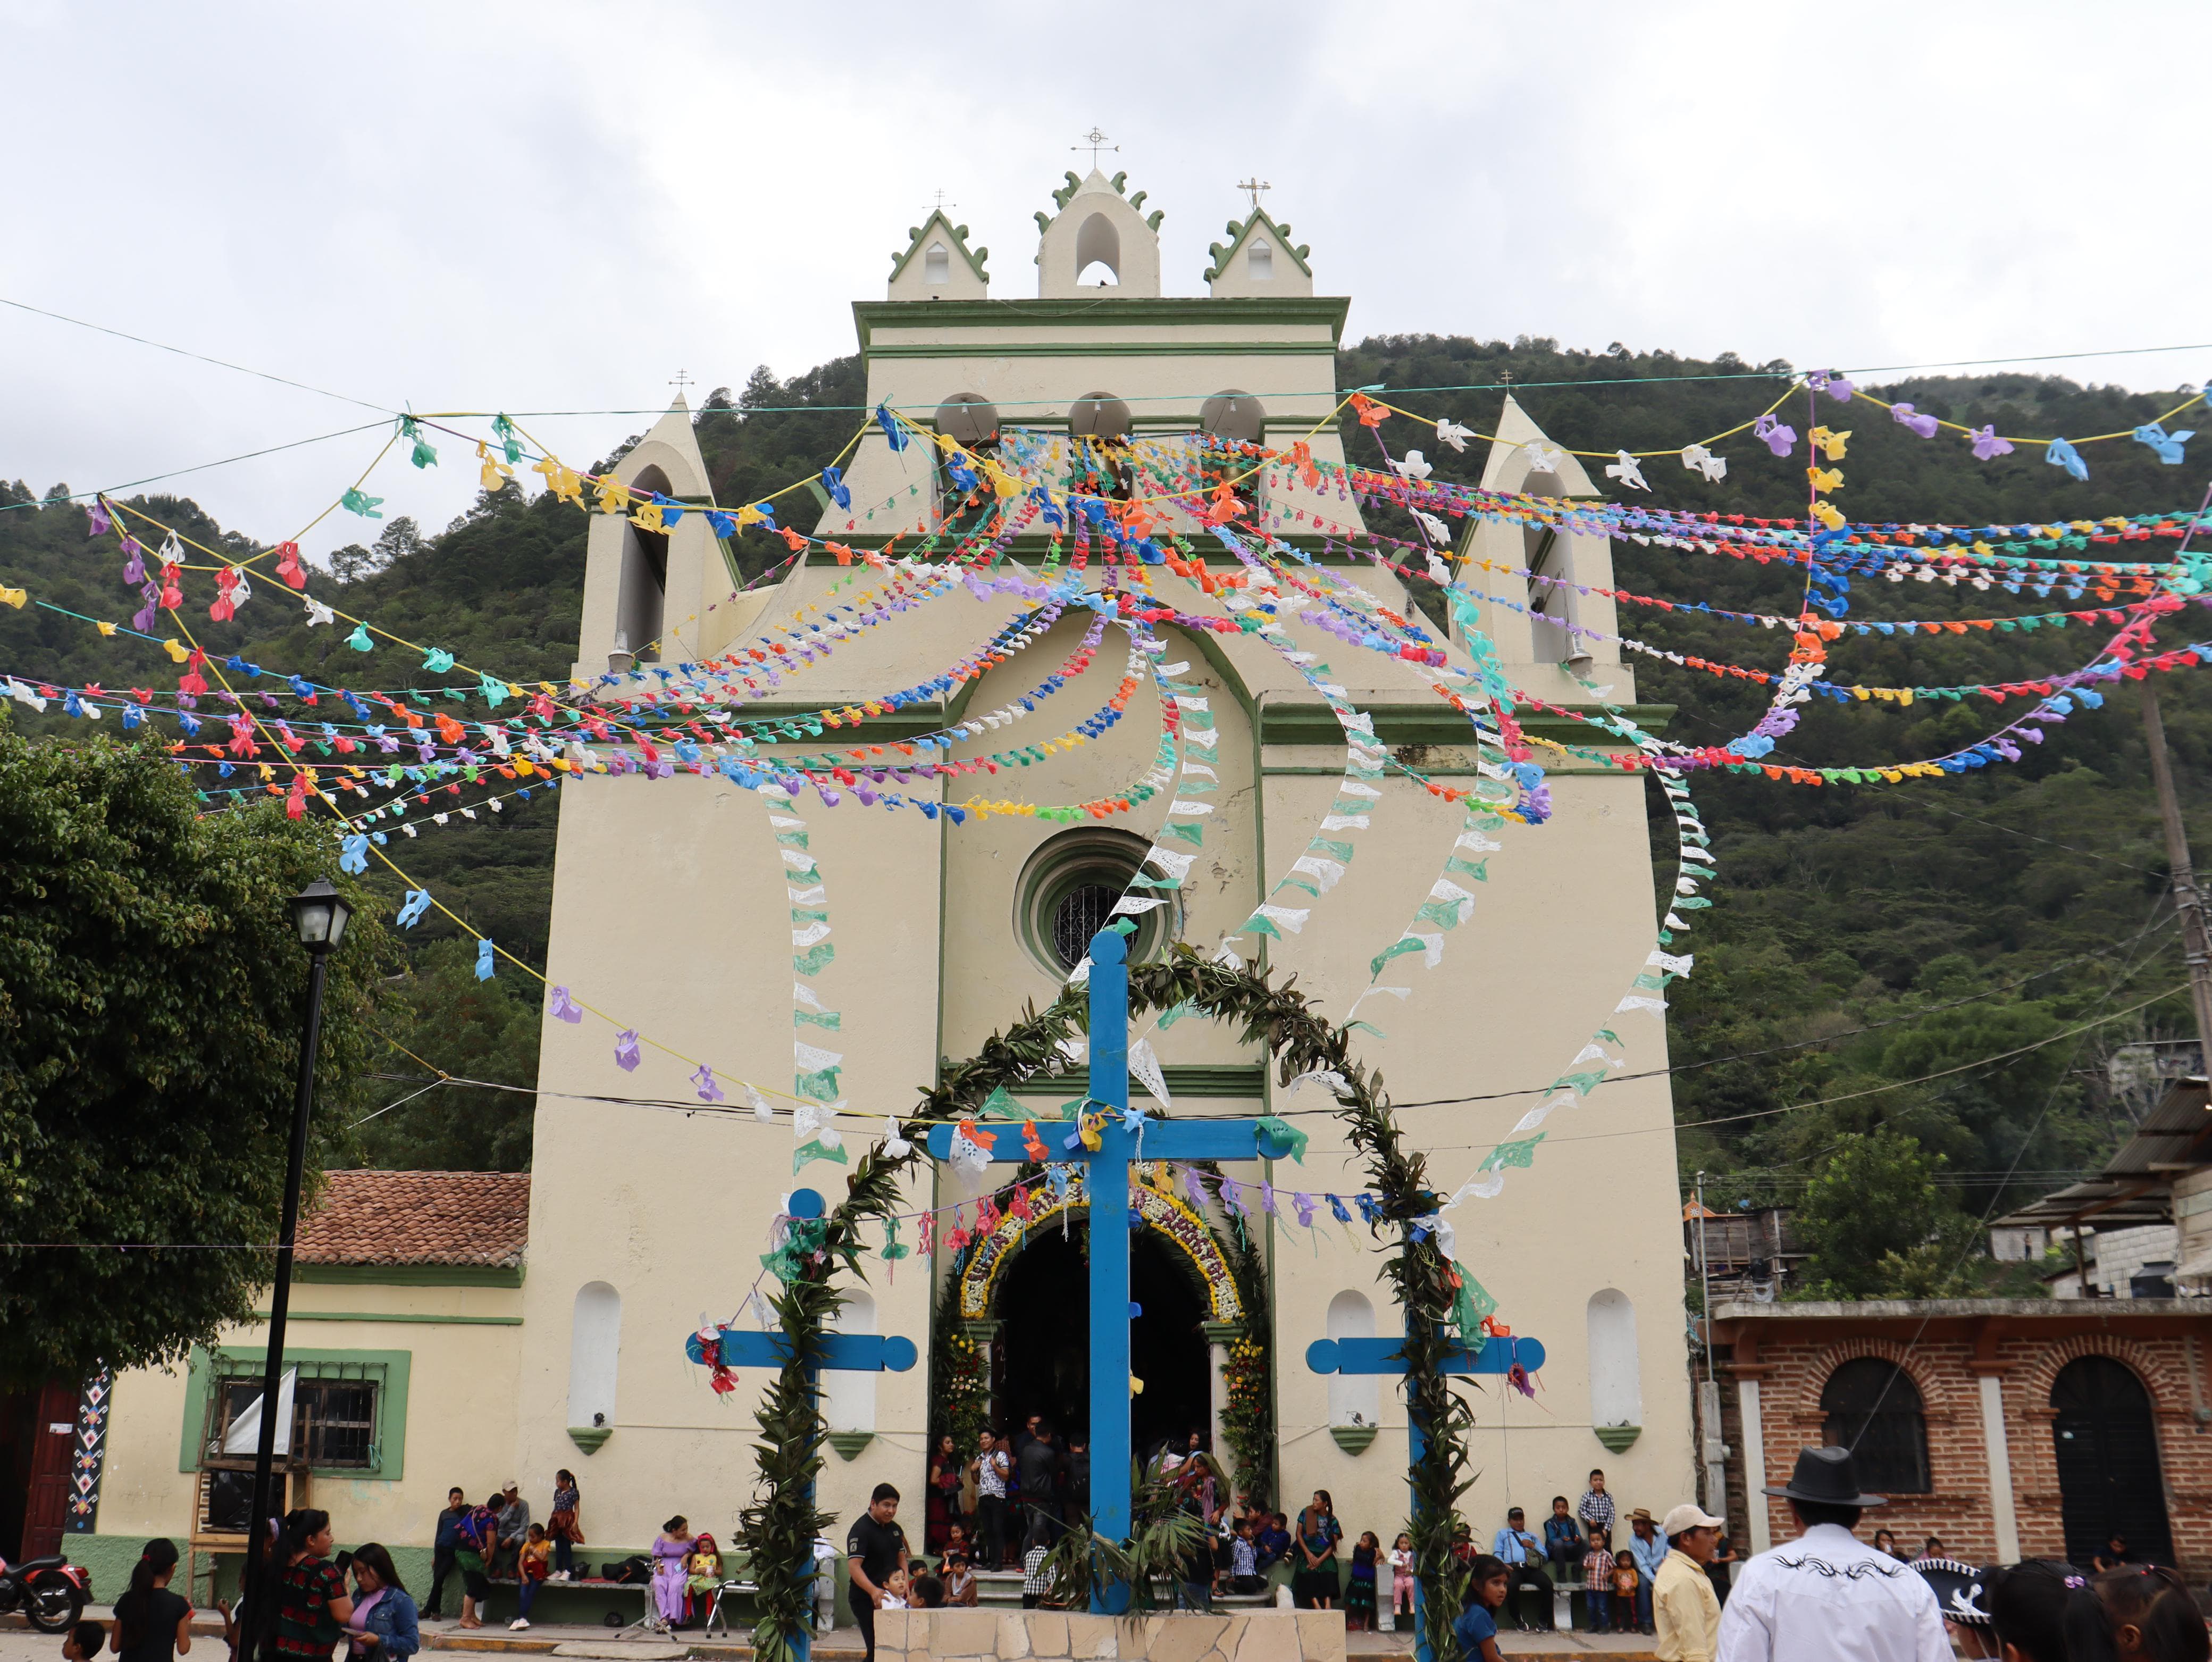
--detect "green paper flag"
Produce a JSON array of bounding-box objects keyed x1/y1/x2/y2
[
  {"x1": 1257, "y1": 1114, "x2": 1307, "y2": 1164},
  {"x1": 980, "y1": 1085, "x2": 1023, "y2": 1120}
]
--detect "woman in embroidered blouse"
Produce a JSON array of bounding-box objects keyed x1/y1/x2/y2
[
  {"x1": 649, "y1": 1517, "x2": 692, "y2": 1630},
  {"x1": 547, "y1": 1472, "x2": 583, "y2": 1580},
  {"x1": 1291, "y1": 1491, "x2": 1343, "y2": 1610}
]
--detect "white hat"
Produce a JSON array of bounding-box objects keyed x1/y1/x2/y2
[{"x1": 1661, "y1": 1503, "x2": 1724, "y2": 1536}]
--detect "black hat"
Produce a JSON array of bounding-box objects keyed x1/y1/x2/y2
[
  {"x1": 1761, "y1": 1446, "x2": 1888, "y2": 1508},
  {"x1": 1909, "y1": 1559, "x2": 1993, "y2": 1628}
]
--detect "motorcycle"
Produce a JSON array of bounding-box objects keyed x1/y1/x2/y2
[{"x1": 0, "y1": 1554, "x2": 90, "y2": 1632}]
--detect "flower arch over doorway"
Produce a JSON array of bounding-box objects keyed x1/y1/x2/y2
[{"x1": 958, "y1": 1164, "x2": 1243, "y2": 1322}]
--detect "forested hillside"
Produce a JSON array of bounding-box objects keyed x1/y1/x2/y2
[{"x1": 6, "y1": 339, "x2": 2207, "y2": 1294}]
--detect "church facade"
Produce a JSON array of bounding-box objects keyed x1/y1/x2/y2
[{"x1": 67, "y1": 169, "x2": 1692, "y2": 1600}]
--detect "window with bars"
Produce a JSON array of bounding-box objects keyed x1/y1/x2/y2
[
  {"x1": 1819, "y1": 1358, "x2": 1930, "y2": 1494},
  {"x1": 205, "y1": 1362, "x2": 384, "y2": 1470}
]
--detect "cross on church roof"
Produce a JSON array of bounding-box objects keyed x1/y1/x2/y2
[
  {"x1": 1238, "y1": 176, "x2": 1270, "y2": 213},
  {"x1": 1073, "y1": 127, "x2": 1118, "y2": 170},
  {"x1": 669, "y1": 369, "x2": 694, "y2": 395},
  {"x1": 928, "y1": 189, "x2": 956, "y2": 216}
]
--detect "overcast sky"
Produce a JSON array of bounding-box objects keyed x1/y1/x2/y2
[{"x1": 5, "y1": 1, "x2": 2206, "y2": 559}]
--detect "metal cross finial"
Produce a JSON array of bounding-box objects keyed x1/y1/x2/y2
[
  {"x1": 929, "y1": 189, "x2": 956, "y2": 216},
  {"x1": 1073, "y1": 127, "x2": 1118, "y2": 170},
  {"x1": 669, "y1": 370, "x2": 694, "y2": 395},
  {"x1": 1238, "y1": 177, "x2": 1270, "y2": 214}
]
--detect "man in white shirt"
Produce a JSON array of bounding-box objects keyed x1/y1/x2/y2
[{"x1": 1716, "y1": 1446, "x2": 1948, "y2": 1662}]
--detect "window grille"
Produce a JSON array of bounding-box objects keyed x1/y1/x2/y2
[{"x1": 204, "y1": 1358, "x2": 386, "y2": 1471}]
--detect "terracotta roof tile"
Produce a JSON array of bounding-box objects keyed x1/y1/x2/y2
[{"x1": 297, "y1": 1170, "x2": 530, "y2": 1267}]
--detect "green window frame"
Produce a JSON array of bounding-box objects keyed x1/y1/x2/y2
[{"x1": 177, "y1": 1345, "x2": 412, "y2": 1481}]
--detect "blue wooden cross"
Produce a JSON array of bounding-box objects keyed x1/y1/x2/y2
[
  {"x1": 685, "y1": 1188, "x2": 918, "y2": 1661},
  {"x1": 1305, "y1": 1323, "x2": 1547, "y2": 1662},
  {"x1": 924, "y1": 928, "x2": 1296, "y2": 1613}
]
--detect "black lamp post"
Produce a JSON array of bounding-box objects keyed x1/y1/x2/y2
[{"x1": 239, "y1": 879, "x2": 352, "y2": 1662}]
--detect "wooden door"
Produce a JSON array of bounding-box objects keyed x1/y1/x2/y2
[
  {"x1": 21, "y1": 1376, "x2": 79, "y2": 1561},
  {"x1": 2052, "y1": 1356, "x2": 2175, "y2": 1567}
]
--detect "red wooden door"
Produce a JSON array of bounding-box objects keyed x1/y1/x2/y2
[{"x1": 21, "y1": 1378, "x2": 78, "y2": 1560}]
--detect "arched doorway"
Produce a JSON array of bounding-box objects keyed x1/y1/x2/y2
[
  {"x1": 960, "y1": 1168, "x2": 1245, "y2": 1464},
  {"x1": 2051, "y1": 1356, "x2": 2174, "y2": 1566},
  {"x1": 994, "y1": 1224, "x2": 1210, "y2": 1458}
]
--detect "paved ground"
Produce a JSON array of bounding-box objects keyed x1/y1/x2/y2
[{"x1": 0, "y1": 1609, "x2": 1661, "y2": 1660}]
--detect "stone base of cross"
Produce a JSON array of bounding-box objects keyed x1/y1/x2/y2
[
  {"x1": 1306, "y1": 1325, "x2": 1547, "y2": 1662},
  {"x1": 924, "y1": 928, "x2": 1296, "y2": 1613},
  {"x1": 686, "y1": 1188, "x2": 919, "y2": 1662}
]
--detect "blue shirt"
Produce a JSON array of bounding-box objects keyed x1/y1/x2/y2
[
  {"x1": 433, "y1": 1507, "x2": 467, "y2": 1551},
  {"x1": 1492, "y1": 1527, "x2": 1539, "y2": 1566},
  {"x1": 1452, "y1": 1602, "x2": 1498, "y2": 1653},
  {"x1": 1628, "y1": 1529, "x2": 1667, "y2": 1582}
]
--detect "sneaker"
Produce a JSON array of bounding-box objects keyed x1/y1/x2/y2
[{"x1": 509, "y1": 1619, "x2": 529, "y2": 1631}]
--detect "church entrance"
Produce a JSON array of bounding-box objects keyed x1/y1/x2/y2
[{"x1": 993, "y1": 1221, "x2": 1212, "y2": 1462}]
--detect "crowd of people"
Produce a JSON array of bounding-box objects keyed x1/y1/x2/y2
[{"x1": 63, "y1": 1443, "x2": 2212, "y2": 1662}]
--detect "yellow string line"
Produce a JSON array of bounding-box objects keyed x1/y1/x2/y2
[
  {"x1": 368, "y1": 1026, "x2": 451, "y2": 1081},
  {"x1": 1848, "y1": 387, "x2": 2208, "y2": 448}
]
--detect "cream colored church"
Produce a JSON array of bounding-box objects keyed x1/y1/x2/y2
[{"x1": 69, "y1": 168, "x2": 1691, "y2": 1609}]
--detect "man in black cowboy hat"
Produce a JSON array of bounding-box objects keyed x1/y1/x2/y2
[{"x1": 1715, "y1": 1446, "x2": 1947, "y2": 1662}]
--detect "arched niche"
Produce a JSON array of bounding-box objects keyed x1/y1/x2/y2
[
  {"x1": 935, "y1": 394, "x2": 1000, "y2": 449},
  {"x1": 1586, "y1": 1289, "x2": 1642, "y2": 1438},
  {"x1": 924, "y1": 243, "x2": 950, "y2": 286},
  {"x1": 1069, "y1": 392, "x2": 1133, "y2": 442},
  {"x1": 568, "y1": 1282, "x2": 622, "y2": 1449},
  {"x1": 1327, "y1": 1290, "x2": 1379, "y2": 1431},
  {"x1": 1201, "y1": 391, "x2": 1266, "y2": 447},
  {"x1": 1246, "y1": 240, "x2": 1273, "y2": 281},
  {"x1": 1074, "y1": 212, "x2": 1121, "y2": 286},
  {"x1": 616, "y1": 465, "x2": 671, "y2": 665},
  {"x1": 822, "y1": 1288, "x2": 879, "y2": 1436}
]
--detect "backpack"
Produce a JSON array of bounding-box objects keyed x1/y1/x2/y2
[{"x1": 456, "y1": 1506, "x2": 498, "y2": 1554}]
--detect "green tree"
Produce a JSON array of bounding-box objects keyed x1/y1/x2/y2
[
  {"x1": 0, "y1": 723, "x2": 388, "y2": 1381},
  {"x1": 354, "y1": 938, "x2": 540, "y2": 1171},
  {"x1": 1792, "y1": 1129, "x2": 1983, "y2": 1299}
]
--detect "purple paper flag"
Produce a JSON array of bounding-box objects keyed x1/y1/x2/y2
[
  {"x1": 1968, "y1": 425, "x2": 2014, "y2": 461},
  {"x1": 691, "y1": 1064, "x2": 725, "y2": 1103},
  {"x1": 1892, "y1": 403, "x2": 1940, "y2": 439},
  {"x1": 87, "y1": 499, "x2": 111, "y2": 536},
  {"x1": 615, "y1": 1030, "x2": 642, "y2": 1071},
  {"x1": 548, "y1": 985, "x2": 584, "y2": 1023}
]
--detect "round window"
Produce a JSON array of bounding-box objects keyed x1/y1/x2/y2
[
  {"x1": 1051, "y1": 884, "x2": 1124, "y2": 970},
  {"x1": 1015, "y1": 828, "x2": 1177, "y2": 975}
]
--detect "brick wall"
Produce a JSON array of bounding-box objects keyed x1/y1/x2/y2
[{"x1": 1716, "y1": 1322, "x2": 2212, "y2": 1576}]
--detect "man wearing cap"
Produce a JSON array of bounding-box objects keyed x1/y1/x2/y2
[
  {"x1": 1909, "y1": 1557, "x2": 1997, "y2": 1657},
  {"x1": 1715, "y1": 1446, "x2": 1947, "y2": 1662},
  {"x1": 1654, "y1": 1502, "x2": 1724, "y2": 1662},
  {"x1": 1489, "y1": 1507, "x2": 1555, "y2": 1632},
  {"x1": 494, "y1": 1481, "x2": 531, "y2": 1580}
]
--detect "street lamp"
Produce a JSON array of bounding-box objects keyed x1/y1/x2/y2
[{"x1": 240, "y1": 880, "x2": 354, "y2": 1662}]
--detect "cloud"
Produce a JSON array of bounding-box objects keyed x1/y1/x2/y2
[{"x1": 2, "y1": 0, "x2": 2203, "y2": 557}]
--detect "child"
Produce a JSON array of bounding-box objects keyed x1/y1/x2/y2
[
  {"x1": 909, "y1": 1575, "x2": 944, "y2": 1610},
  {"x1": 1451, "y1": 1554, "x2": 1510, "y2": 1662},
  {"x1": 64, "y1": 1623, "x2": 108, "y2": 1662},
  {"x1": 1020, "y1": 1540, "x2": 1051, "y2": 1610},
  {"x1": 1344, "y1": 1532, "x2": 1379, "y2": 1631},
  {"x1": 510, "y1": 1524, "x2": 552, "y2": 1632},
  {"x1": 1228, "y1": 1517, "x2": 1266, "y2": 1596},
  {"x1": 1611, "y1": 1537, "x2": 1640, "y2": 1632},
  {"x1": 1583, "y1": 1527, "x2": 1615, "y2": 1634},
  {"x1": 941, "y1": 1551, "x2": 977, "y2": 1608},
  {"x1": 1389, "y1": 1532, "x2": 1415, "y2": 1626},
  {"x1": 879, "y1": 1568, "x2": 909, "y2": 1611}
]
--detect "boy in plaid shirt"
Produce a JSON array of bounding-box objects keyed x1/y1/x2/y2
[{"x1": 1582, "y1": 1526, "x2": 1615, "y2": 1634}]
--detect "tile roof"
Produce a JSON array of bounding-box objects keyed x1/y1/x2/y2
[{"x1": 297, "y1": 1170, "x2": 530, "y2": 1267}]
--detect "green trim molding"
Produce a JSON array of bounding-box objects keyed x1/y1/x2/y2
[
  {"x1": 294, "y1": 1263, "x2": 524, "y2": 1288},
  {"x1": 1329, "y1": 1425, "x2": 1379, "y2": 1457},
  {"x1": 177, "y1": 1344, "x2": 411, "y2": 1480},
  {"x1": 826, "y1": 1432, "x2": 876, "y2": 1461},
  {"x1": 886, "y1": 210, "x2": 990, "y2": 288},
  {"x1": 567, "y1": 1424, "x2": 613, "y2": 1455},
  {"x1": 852, "y1": 296, "x2": 1351, "y2": 352},
  {"x1": 1594, "y1": 1424, "x2": 1643, "y2": 1454},
  {"x1": 947, "y1": 1063, "x2": 1265, "y2": 1099}
]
